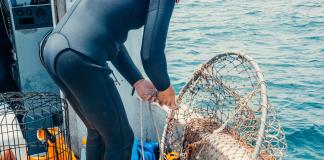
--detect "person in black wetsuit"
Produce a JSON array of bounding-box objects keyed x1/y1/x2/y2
[{"x1": 41, "y1": 0, "x2": 178, "y2": 159}]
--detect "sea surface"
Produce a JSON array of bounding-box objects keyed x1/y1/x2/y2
[{"x1": 165, "y1": 0, "x2": 324, "y2": 159}]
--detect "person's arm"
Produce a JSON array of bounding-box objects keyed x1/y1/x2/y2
[
  {"x1": 112, "y1": 44, "x2": 157, "y2": 101},
  {"x1": 111, "y1": 44, "x2": 143, "y2": 86},
  {"x1": 140, "y1": 0, "x2": 175, "y2": 92}
]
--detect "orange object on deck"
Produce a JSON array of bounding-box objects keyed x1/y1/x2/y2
[
  {"x1": 166, "y1": 151, "x2": 180, "y2": 160},
  {"x1": 28, "y1": 127, "x2": 77, "y2": 160}
]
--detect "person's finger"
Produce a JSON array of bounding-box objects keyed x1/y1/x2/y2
[
  {"x1": 163, "y1": 99, "x2": 168, "y2": 107},
  {"x1": 155, "y1": 99, "x2": 159, "y2": 105},
  {"x1": 161, "y1": 98, "x2": 166, "y2": 105},
  {"x1": 172, "y1": 98, "x2": 176, "y2": 107},
  {"x1": 173, "y1": 103, "x2": 177, "y2": 109},
  {"x1": 150, "y1": 97, "x2": 155, "y2": 102},
  {"x1": 147, "y1": 95, "x2": 152, "y2": 101},
  {"x1": 143, "y1": 95, "x2": 148, "y2": 101},
  {"x1": 166, "y1": 98, "x2": 175, "y2": 109},
  {"x1": 143, "y1": 96, "x2": 149, "y2": 101},
  {"x1": 151, "y1": 96, "x2": 157, "y2": 102},
  {"x1": 167, "y1": 99, "x2": 172, "y2": 108},
  {"x1": 170, "y1": 103, "x2": 176, "y2": 109},
  {"x1": 148, "y1": 94, "x2": 155, "y2": 101},
  {"x1": 148, "y1": 92, "x2": 156, "y2": 99},
  {"x1": 138, "y1": 94, "x2": 144, "y2": 100},
  {"x1": 165, "y1": 100, "x2": 171, "y2": 108},
  {"x1": 153, "y1": 98, "x2": 158, "y2": 104},
  {"x1": 171, "y1": 103, "x2": 177, "y2": 110},
  {"x1": 169, "y1": 101, "x2": 173, "y2": 109}
]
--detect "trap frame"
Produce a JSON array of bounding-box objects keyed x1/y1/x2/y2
[
  {"x1": 0, "y1": 92, "x2": 75, "y2": 160},
  {"x1": 161, "y1": 52, "x2": 287, "y2": 160}
]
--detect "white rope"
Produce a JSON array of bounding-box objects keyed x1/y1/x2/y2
[
  {"x1": 148, "y1": 93, "x2": 161, "y2": 143},
  {"x1": 139, "y1": 99, "x2": 146, "y2": 160},
  {"x1": 148, "y1": 94, "x2": 162, "y2": 159},
  {"x1": 139, "y1": 92, "x2": 160, "y2": 160}
]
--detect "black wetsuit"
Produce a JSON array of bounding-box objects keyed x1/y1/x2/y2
[{"x1": 41, "y1": 0, "x2": 175, "y2": 159}]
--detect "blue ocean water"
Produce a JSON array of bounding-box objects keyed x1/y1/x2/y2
[{"x1": 166, "y1": 0, "x2": 324, "y2": 159}]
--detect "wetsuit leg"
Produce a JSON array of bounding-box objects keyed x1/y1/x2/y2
[
  {"x1": 49, "y1": 49, "x2": 134, "y2": 160},
  {"x1": 87, "y1": 129, "x2": 105, "y2": 160},
  {"x1": 41, "y1": 40, "x2": 104, "y2": 159}
]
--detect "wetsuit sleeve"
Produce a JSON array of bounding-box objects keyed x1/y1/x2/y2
[
  {"x1": 111, "y1": 44, "x2": 143, "y2": 86},
  {"x1": 141, "y1": 0, "x2": 175, "y2": 91}
]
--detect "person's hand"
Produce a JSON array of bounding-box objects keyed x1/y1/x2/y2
[
  {"x1": 134, "y1": 79, "x2": 157, "y2": 101},
  {"x1": 157, "y1": 85, "x2": 176, "y2": 109}
]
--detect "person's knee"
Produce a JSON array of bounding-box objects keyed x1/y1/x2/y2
[
  {"x1": 104, "y1": 144, "x2": 133, "y2": 160},
  {"x1": 87, "y1": 129, "x2": 102, "y2": 144},
  {"x1": 103, "y1": 133, "x2": 134, "y2": 160},
  {"x1": 121, "y1": 127, "x2": 134, "y2": 148},
  {"x1": 126, "y1": 130, "x2": 134, "y2": 147},
  {"x1": 102, "y1": 128, "x2": 134, "y2": 151},
  {"x1": 86, "y1": 129, "x2": 105, "y2": 160}
]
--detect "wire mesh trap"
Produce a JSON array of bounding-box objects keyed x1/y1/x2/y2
[
  {"x1": 161, "y1": 52, "x2": 287, "y2": 160},
  {"x1": 0, "y1": 92, "x2": 76, "y2": 160}
]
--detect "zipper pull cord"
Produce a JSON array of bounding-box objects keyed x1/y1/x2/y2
[{"x1": 110, "y1": 71, "x2": 121, "y2": 86}]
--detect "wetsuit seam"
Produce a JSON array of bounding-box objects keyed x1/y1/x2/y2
[
  {"x1": 56, "y1": 32, "x2": 71, "y2": 47},
  {"x1": 49, "y1": 33, "x2": 71, "y2": 77},
  {"x1": 52, "y1": 49, "x2": 68, "y2": 76},
  {"x1": 146, "y1": 0, "x2": 162, "y2": 87},
  {"x1": 70, "y1": 49, "x2": 104, "y2": 66},
  {"x1": 50, "y1": 32, "x2": 106, "y2": 68},
  {"x1": 56, "y1": 0, "x2": 81, "y2": 32}
]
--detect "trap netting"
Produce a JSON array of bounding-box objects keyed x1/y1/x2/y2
[
  {"x1": 0, "y1": 92, "x2": 75, "y2": 160},
  {"x1": 161, "y1": 52, "x2": 287, "y2": 160}
]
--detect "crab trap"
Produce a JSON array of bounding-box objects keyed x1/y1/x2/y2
[
  {"x1": 161, "y1": 53, "x2": 287, "y2": 160},
  {"x1": 0, "y1": 92, "x2": 76, "y2": 160}
]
